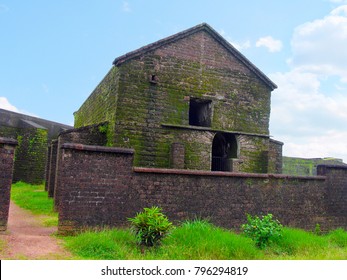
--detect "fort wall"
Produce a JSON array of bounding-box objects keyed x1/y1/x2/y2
[
  {"x1": 55, "y1": 143, "x2": 346, "y2": 235},
  {"x1": 0, "y1": 137, "x2": 17, "y2": 231}
]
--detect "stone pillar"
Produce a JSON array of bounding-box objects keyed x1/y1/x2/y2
[
  {"x1": 170, "y1": 142, "x2": 185, "y2": 169},
  {"x1": 47, "y1": 140, "x2": 58, "y2": 198},
  {"x1": 0, "y1": 137, "x2": 18, "y2": 231}
]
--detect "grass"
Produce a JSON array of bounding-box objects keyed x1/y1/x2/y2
[
  {"x1": 0, "y1": 239, "x2": 7, "y2": 255},
  {"x1": 62, "y1": 220, "x2": 347, "y2": 260},
  {"x1": 62, "y1": 220, "x2": 264, "y2": 260},
  {"x1": 10, "y1": 181, "x2": 58, "y2": 227},
  {"x1": 8, "y1": 182, "x2": 347, "y2": 260}
]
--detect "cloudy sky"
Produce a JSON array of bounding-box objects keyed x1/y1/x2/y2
[{"x1": 1, "y1": 0, "x2": 347, "y2": 162}]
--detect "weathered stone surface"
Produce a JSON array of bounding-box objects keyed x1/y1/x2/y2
[
  {"x1": 0, "y1": 108, "x2": 72, "y2": 184},
  {"x1": 0, "y1": 137, "x2": 17, "y2": 231},
  {"x1": 73, "y1": 24, "x2": 280, "y2": 173},
  {"x1": 56, "y1": 143, "x2": 346, "y2": 234}
]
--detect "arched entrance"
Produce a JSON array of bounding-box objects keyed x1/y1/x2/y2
[{"x1": 211, "y1": 133, "x2": 238, "y2": 171}]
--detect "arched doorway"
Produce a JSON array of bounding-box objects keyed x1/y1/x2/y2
[{"x1": 211, "y1": 133, "x2": 238, "y2": 171}]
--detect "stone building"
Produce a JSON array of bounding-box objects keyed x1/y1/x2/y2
[
  {"x1": 0, "y1": 108, "x2": 72, "y2": 184},
  {"x1": 74, "y1": 23, "x2": 282, "y2": 173}
]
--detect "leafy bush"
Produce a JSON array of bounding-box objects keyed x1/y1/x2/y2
[
  {"x1": 128, "y1": 206, "x2": 174, "y2": 247},
  {"x1": 241, "y1": 213, "x2": 283, "y2": 249}
]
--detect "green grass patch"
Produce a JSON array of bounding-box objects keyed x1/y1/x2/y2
[
  {"x1": 264, "y1": 227, "x2": 347, "y2": 259},
  {"x1": 62, "y1": 220, "x2": 263, "y2": 260},
  {"x1": 9, "y1": 183, "x2": 347, "y2": 260},
  {"x1": 0, "y1": 238, "x2": 7, "y2": 254},
  {"x1": 11, "y1": 181, "x2": 58, "y2": 226},
  {"x1": 61, "y1": 220, "x2": 347, "y2": 260}
]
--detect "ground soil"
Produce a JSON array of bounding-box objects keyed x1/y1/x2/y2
[{"x1": 0, "y1": 201, "x2": 72, "y2": 260}]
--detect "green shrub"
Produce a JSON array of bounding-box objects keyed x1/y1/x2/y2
[
  {"x1": 241, "y1": 213, "x2": 283, "y2": 249},
  {"x1": 128, "y1": 206, "x2": 174, "y2": 247}
]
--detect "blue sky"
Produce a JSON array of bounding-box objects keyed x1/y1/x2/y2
[{"x1": 1, "y1": 0, "x2": 347, "y2": 162}]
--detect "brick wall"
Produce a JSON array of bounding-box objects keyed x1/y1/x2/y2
[
  {"x1": 55, "y1": 143, "x2": 346, "y2": 235},
  {"x1": 45, "y1": 123, "x2": 108, "y2": 202},
  {"x1": 56, "y1": 143, "x2": 135, "y2": 233},
  {"x1": 268, "y1": 139, "x2": 283, "y2": 174},
  {"x1": 317, "y1": 165, "x2": 347, "y2": 227},
  {"x1": 0, "y1": 137, "x2": 17, "y2": 231},
  {"x1": 0, "y1": 108, "x2": 72, "y2": 184}
]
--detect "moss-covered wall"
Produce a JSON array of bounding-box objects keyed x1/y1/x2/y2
[
  {"x1": 0, "y1": 125, "x2": 48, "y2": 184},
  {"x1": 112, "y1": 31, "x2": 271, "y2": 170},
  {"x1": 13, "y1": 127, "x2": 48, "y2": 184},
  {"x1": 74, "y1": 67, "x2": 119, "y2": 146},
  {"x1": 283, "y1": 156, "x2": 347, "y2": 176},
  {"x1": 75, "y1": 30, "x2": 274, "y2": 172}
]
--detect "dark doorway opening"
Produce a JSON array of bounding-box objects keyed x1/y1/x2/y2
[
  {"x1": 189, "y1": 98, "x2": 212, "y2": 127},
  {"x1": 211, "y1": 133, "x2": 238, "y2": 171}
]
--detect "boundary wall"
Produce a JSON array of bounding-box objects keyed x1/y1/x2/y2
[
  {"x1": 52, "y1": 143, "x2": 346, "y2": 234},
  {"x1": 0, "y1": 137, "x2": 17, "y2": 231}
]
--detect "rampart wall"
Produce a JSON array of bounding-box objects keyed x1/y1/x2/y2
[
  {"x1": 54, "y1": 143, "x2": 346, "y2": 235},
  {"x1": 0, "y1": 137, "x2": 17, "y2": 231}
]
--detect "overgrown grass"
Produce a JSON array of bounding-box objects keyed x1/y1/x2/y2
[
  {"x1": 10, "y1": 181, "x2": 58, "y2": 226},
  {"x1": 264, "y1": 227, "x2": 347, "y2": 260},
  {"x1": 62, "y1": 220, "x2": 263, "y2": 260},
  {"x1": 61, "y1": 220, "x2": 347, "y2": 260}
]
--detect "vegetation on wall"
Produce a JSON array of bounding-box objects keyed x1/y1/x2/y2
[{"x1": 13, "y1": 128, "x2": 48, "y2": 184}]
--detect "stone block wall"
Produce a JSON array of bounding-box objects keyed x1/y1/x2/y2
[
  {"x1": 73, "y1": 29, "x2": 275, "y2": 173},
  {"x1": 55, "y1": 143, "x2": 346, "y2": 235},
  {"x1": 0, "y1": 125, "x2": 48, "y2": 184},
  {"x1": 0, "y1": 108, "x2": 72, "y2": 184},
  {"x1": 317, "y1": 165, "x2": 347, "y2": 227},
  {"x1": 46, "y1": 123, "x2": 108, "y2": 201},
  {"x1": 56, "y1": 143, "x2": 135, "y2": 233},
  {"x1": 268, "y1": 139, "x2": 283, "y2": 174},
  {"x1": 13, "y1": 127, "x2": 48, "y2": 184},
  {"x1": 0, "y1": 137, "x2": 17, "y2": 231}
]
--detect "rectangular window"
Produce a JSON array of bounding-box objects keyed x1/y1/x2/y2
[{"x1": 189, "y1": 98, "x2": 212, "y2": 127}]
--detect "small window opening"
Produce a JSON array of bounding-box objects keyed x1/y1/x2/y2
[
  {"x1": 149, "y1": 74, "x2": 157, "y2": 84},
  {"x1": 189, "y1": 98, "x2": 212, "y2": 127}
]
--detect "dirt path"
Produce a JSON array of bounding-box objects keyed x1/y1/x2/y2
[{"x1": 0, "y1": 201, "x2": 72, "y2": 260}]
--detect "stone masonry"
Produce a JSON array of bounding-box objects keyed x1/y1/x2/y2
[
  {"x1": 0, "y1": 137, "x2": 17, "y2": 231},
  {"x1": 73, "y1": 23, "x2": 281, "y2": 174},
  {"x1": 55, "y1": 143, "x2": 346, "y2": 235}
]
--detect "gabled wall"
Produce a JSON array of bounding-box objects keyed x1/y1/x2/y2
[{"x1": 73, "y1": 29, "x2": 276, "y2": 172}]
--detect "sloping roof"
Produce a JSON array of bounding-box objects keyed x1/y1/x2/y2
[{"x1": 113, "y1": 23, "x2": 277, "y2": 90}]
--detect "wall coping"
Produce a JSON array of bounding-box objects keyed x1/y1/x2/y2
[
  {"x1": 161, "y1": 123, "x2": 270, "y2": 138},
  {"x1": 133, "y1": 167, "x2": 326, "y2": 180},
  {"x1": 61, "y1": 143, "x2": 134, "y2": 154},
  {"x1": 317, "y1": 164, "x2": 347, "y2": 170},
  {"x1": 0, "y1": 137, "x2": 18, "y2": 146},
  {"x1": 59, "y1": 121, "x2": 108, "y2": 137}
]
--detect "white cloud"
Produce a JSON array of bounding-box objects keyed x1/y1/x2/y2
[
  {"x1": 289, "y1": 5, "x2": 347, "y2": 82},
  {"x1": 122, "y1": 1, "x2": 131, "y2": 12},
  {"x1": 0, "y1": 96, "x2": 39, "y2": 117},
  {"x1": 256, "y1": 36, "x2": 283, "y2": 52},
  {"x1": 0, "y1": 97, "x2": 20, "y2": 112},
  {"x1": 219, "y1": 29, "x2": 251, "y2": 51},
  {"x1": 231, "y1": 40, "x2": 251, "y2": 51},
  {"x1": 269, "y1": 6, "x2": 347, "y2": 163}
]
